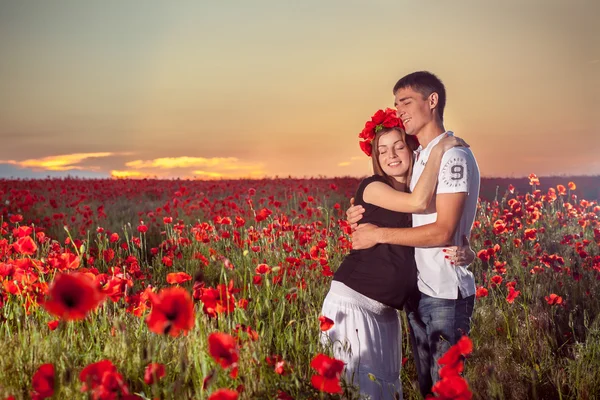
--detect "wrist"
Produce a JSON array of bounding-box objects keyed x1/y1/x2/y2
[{"x1": 374, "y1": 227, "x2": 385, "y2": 244}]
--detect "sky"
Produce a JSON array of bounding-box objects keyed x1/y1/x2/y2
[{"x1": 0, "y1": 0, "x2": 598, "y2": 179}]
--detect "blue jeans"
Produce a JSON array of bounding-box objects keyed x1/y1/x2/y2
[{"x1": 406, "y1": 291, "x2": 475, "y2": 397}]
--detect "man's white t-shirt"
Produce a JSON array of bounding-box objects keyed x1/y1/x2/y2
[{"x1": 409, "y1": 131, "x2": 480, "y2": 299}]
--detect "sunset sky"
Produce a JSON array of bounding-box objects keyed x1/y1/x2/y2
[{"x1": 1, "y1": 0, "x2": 598, "y2": 179}]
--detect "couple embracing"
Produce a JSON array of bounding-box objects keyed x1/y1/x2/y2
[{"x1": 320, "y1": 71, "x2": 480, "y2": 399}]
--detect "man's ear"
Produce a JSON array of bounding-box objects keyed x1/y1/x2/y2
[{"x1": 428, "y1": 92, "x2": 439, "y2": 110}]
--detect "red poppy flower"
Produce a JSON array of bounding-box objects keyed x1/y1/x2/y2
[
  {"x1": 431, "y1": 375, "x2": 472, "y2": 400},
  {"x1": 528, "y1": 173, "x2": 540, "y2": 186},
  {"x1": 475, "y1": 287, "x2": 488, "y2": 298},
  {"x1": 13, "y1": 226, "x2": 33, "y2": 238},
  {"x1": 237, "y1": 298, "x2": 249, "y2": 310},
  {"x1": 208, "y1": 332, "x2": 239, "y2": 369},
  {"x1": 524, "y1": 228, "x2": 537, "y2": 241},
  {"x1": 371, "y1": 109, "x2": 387, "y2": 125},
  {"x1": 359, "y1": 140, "x2": 372, "y2": 156},
  {"x1": 145, "y1": 287, "x2": 195, "y2": 337},
  {"x1": 490, "y1": 275, "x2": 503, "y2": 286},
  {"x1": 255, "y1": 208, "x2": 272, "y2": 222},
  {"x1": 276, "y1": 390, "x2": 294, "y2": 400},
  {"x1": 568, "y1": 182, "x2": 576, "y2": 190},
  {"x1": 42, "y1": 273, "x2": 106, "y2": 321},
  {"x1": 58, "y1": 252, "x2": 80, "y2": 270},
  {"x1": 31, "y1": 363, "x2": 55, "y2": 400},
  {"x1": 382, "y1": 112, "x2": 401, "y2": 128},
  {"x1": 208, "y1": 389, "x2": 238, "y2": 400},
  {"x1": 545, "y1": 293, "x2": 563, "y2": 305},
  {"x1": 199, "y1": 282, "x2": 237, "y2": 318},
  {"x1": 162, "y1": 256, "x2": 173, "y2": 267},
  {"x1": 506, "y1": 286, "x2": 520, "y2": 304},
  {"x1": 13, "y1": 236, "x2": 37, "y2": 255},
  {"x1": 144, "y1": 363, "x2": 166, "y2": 385},
  {"x1": 9, "y1": 214, "x2": 23, "y2": 224},
  {"x1": 47, "y1": 320, "x2": 60, "y2": 331},
  {"x1": 310, "y1": 354, "x2": 344, "y2": 394},
  {"x1": 438, "y1": 335, "x2": 473, "y2": 369},
  {"x1": 79, "y1": 359, "x2": 129, "y2": 398},
  {"x1": 255, "y1": 264, "x2": 271, "y2": 274},
  {"x1": 475, "y1": 249, "x2": 488, "y2": 263},
  {"x1": 166, "y1": 272, "x2": 192, "y2": 284},
  {"x1": 234, "y1": 216, "x2": 245, "y2": 227},
  {"x1": 359, "y1": 122, "x2": 376, "y2": 141},
  {"x1": 318, "y1": 315, "x2": 334, "y2": 331}
]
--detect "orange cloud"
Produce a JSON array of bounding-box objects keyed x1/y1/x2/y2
[
  {"x1": 1, "y1": 152, "x2": 124, "y2": 171},
  {"x1": 337, "y1": 156, "x2": 365, "y2": 168},
  {"x1": 110, "y1": 170, "x2": 147, "y2": 179},
  {"x1": 125, "y1": 157, "x2": 245, "y2": 170},
  {"x1": 121, "y1": 156, "x2": 267, "y2": 178}
]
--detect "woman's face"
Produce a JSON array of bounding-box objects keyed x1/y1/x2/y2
[{"x1": 376, "y1": 129, "x2": 411, "y2": 182}]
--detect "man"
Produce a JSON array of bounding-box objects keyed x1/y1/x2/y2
[{"x1": 347, "y1": 71, "x2": 480, "y2": 397}]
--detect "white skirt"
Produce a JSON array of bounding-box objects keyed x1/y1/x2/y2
[{"x1": 320, "y1": 281, "x2": 403, "y2": 400}]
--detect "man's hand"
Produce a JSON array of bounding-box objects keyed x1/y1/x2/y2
[
  {"x1": 351, "y1": 223, "x2": 379, "y2": 250},
  {"x1": 346, "y1": 197, "x2": 365, "y2": 232}
]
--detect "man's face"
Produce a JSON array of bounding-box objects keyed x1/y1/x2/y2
[{"x1": 394, "y1": 86, "x2": 433, "y2": 136}]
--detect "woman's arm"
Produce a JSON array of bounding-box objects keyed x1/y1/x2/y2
[{"x1": 362, "y1": 138, "x2": 462, "y2": 213}]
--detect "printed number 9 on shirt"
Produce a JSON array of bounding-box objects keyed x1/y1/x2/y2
[{"x1": 450, "y1": 165, "x2": 464, "y2": 181}]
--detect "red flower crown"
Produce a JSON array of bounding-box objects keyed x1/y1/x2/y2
[{"x1": 358, "y1": 108, "x2": 404, "y2": 156}]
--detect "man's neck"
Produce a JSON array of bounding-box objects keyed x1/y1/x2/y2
[{"x1": 415, "y1": 120, "x2": 445, "y2": 149}]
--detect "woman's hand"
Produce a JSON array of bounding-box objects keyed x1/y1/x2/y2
[
  {"x1": 346, "y1": 197, "x2": 365, "y2": 231},
  {"x1": 443, "y1": 234, "x2": 475, "y2": 266},
  {"x1": 435, "y1": 134, "x2": 470, "y2": 153}
]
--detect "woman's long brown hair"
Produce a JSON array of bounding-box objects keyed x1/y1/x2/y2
[{"x1": 370, "y1": 127, "x2": 419, "y2": 192}]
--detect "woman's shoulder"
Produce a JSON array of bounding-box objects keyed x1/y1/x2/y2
[
  {"x1": 359, "y1": 174, "x2": 390, "y2": 188},
  {"x1": 355, "y1": 175, "x2": 390, "y2": 203}
]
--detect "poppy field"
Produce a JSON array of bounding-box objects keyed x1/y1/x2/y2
[{"x1": 0, "y1": 176, "x2": 599, "y2": 400}]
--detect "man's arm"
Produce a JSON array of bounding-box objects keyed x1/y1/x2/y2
[{"x1": 352, "y1": 192, "x2": 467, "y2": 249}]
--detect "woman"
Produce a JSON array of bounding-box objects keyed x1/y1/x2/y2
[{"x1": 320, "y1": 108, "x2": 472, "y2": 400}]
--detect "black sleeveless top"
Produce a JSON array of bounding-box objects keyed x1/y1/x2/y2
[{"x1": 333, "y1": 175, "x2": 418, "y2": 309}]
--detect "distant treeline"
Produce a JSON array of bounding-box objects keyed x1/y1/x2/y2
[{"x1": 480, "y1": 176, "x2": 600, "y2": 201}]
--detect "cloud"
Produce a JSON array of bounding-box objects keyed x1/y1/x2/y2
[
  {"x1": 116, "y1": 156, "x2": 267, "y2": 179},
  {"x1": 110, "y1": 170, "x2": 146, "y2": 179},
  {"x1": 0, "y1": 164, "x2": 109, "y2": 179},
  {"x1": 125, "y1": 156, "x2": 252, "y2": 170},
  {"x1": 0, "y1": 152, "x2": 129, "y2": 171},
  {"x1": 337, "y1": 156, "x2": 365, "y2": 167},
  {"x1": 192, "y1": 170, "x2": 225, "y2": 178}
]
